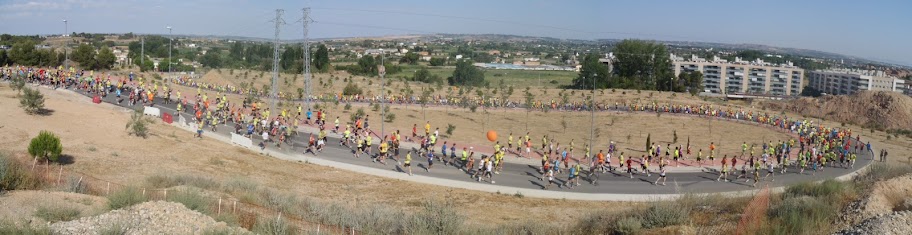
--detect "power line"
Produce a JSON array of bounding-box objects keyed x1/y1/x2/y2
[{"x1": 314, "y1": 21, "x2": 442, "y2": 35}]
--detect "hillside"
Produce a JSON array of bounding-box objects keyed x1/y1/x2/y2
[{"x1": 780, "y1": 91, "x2": 912, "y2": 131}]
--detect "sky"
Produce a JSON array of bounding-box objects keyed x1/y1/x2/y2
[{"x1": 0, "y1": 0, "x2": 910, "y2": 66}]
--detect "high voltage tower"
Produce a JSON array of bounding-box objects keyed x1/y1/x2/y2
[
  {"x1": 301, "y1": 7, "x2": 313, "y2": 110},
  {"x1": 269, "y1": 9, "x2": 285, "y2": 113}
]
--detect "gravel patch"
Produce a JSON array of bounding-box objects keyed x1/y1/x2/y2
[
  {"x1": 835, "y1": 211, "x2": 912, "y2": 235},
  {"x1": 50, "y1": 201, "x2": 249, "y2": 235}
]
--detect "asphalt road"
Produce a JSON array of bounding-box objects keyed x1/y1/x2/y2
[{"x1": 69, "y1": 87, "x2": 873, "y2": 195}]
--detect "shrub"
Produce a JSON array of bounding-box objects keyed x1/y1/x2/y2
[
  {"x1": 384, "y1": 112, "x2": 395, "y2": 123},
  {"x1": 469, "y1": 104, "x2": 478, "y2": 113},
  {"x1": 415, "y1": 200, "x2": 463, "y2": 234},
  {"x1": 344, "y1": 103, "x2": 352, "y2": 111},
  {"x1": 614, "y1": 217, "x2": 643, "y2": 235},
  {"x1": 107, "y1": 187, "x2": 147, "y2": 210},
  {"x1": 10, "y1": 78, "x2": 26, "y2": 95},
  {"x1": 342, "y1": 82, "x2": 362, "y2": 95},
  {"x1": 125, "y1": 111, "x2": 152, "y2": 138},
  {"x1": 640, "y1": 203, "x2": 688, "y2": 229},
  {"x1": 252, "y1": 216, "x2": 297, "y2": 235},
  {"x1": 166, "y1": 189, "x2": 212, "y2": 214},
  {"x1": 34, "y1": 205, "x2": 82, "y2": 222},
  {"x1": 65, "y1": 176, "x2": 88, "y2": 194},
  {"x1": 446, "y1": 124, "x2": 456, "y2": 136},
  {"x1": 28, "y1": 130, "x2": 63, "y2": 163},
  {"x1": 350, "y1": 108, "x2": 366, "y2": 123},
  {"x1": 0, "y1": 152, "x2": 43, "y2": 190},
  {"x1": 371, "y1": 103, "x2": 380, "y2": 111}
]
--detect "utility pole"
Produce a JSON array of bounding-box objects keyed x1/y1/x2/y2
[
  {"x1": 270, "y1": 9, "x2": 285, "y2": 114},
  {"x1": 63, "y1": 20, "x2": 67, "y2": 69},
  {"x1": 301, "y1": 8, "x2": 313, "y2": 110},
  {"x1": 141, "y1": 37, "x2": 144, "y2": 70}
]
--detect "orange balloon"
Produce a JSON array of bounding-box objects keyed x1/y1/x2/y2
[{"x1": 486, "y1": 130, "x2": 497, "y2": 142}]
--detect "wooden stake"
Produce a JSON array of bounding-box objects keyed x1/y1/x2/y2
[
  {"x1": 142, "y1": 188, "x2": 146, "y2": 197},
  {"x1": 106, "y1": 182, "x2": 110, "y2": 195},
  {"x1": 57, "y1": 165, "x2": 63, "y2": 186},
  {"x1": 233, "y1": 200, "x2": 237, "y2": 214},
  {"x1": 218, "y1": 197, "x2": 222, "y2": 216}
]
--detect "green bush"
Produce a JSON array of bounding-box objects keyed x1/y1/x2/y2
[
  {"x1": 415, "y1": 200, "x2": 463, "y2": 234},
  {"x1": 640, "y1": 203, "x2": 688, "y2": 229},
  {"x1": 125, "y1": 111, "x2": 152, "y2": 138},
  {"x1": 107, "y1": 187, "x2": 147, "y2": 210},
  {"x1": 445, "y1": 124, "x2": 456, "y2": 136},
  {"x1": 0, "y1": 152, "x2": 43, "y2": 190},
  {"x1": 34, "y1": 205, "x2": 81, "y2": 222},
  {"x1": 614, "y1": 217, "x2": 643, "y2": 235},
  {"x1": 384, "y1": 112, "x2": 395, "y2": 123},
  {"x1": 166, "y1": 189, "x2": 211, "y2": 214},
  {"x1": 28, "y1": 130, "x2": 63, "y2": 163},
  {"x1": 20, "y1": 87, "x2": 46, "y2": 115},
  {"x1": 342, "y1": 82, "x2": 362, "y2": 95}
]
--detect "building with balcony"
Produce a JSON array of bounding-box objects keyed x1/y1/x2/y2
[
  {"x1": 807, "y1": 69, "x2": 906, "y2": 95},
  {"x1": 671, "y1": 54, "x2": 804, "y2": 96}
]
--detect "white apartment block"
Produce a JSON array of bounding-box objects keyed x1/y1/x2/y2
[
  {"x1": 671, "y1": 54, "x2": 805, "y2": 96},
  {"x1": 807, "y1": 69, "x2": 906, "y2": 95}
]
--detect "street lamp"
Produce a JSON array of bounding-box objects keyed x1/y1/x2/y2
[
  {"x1": 167, "y1": 26, "x2": 172, "y2": 84},
  {"x1": 63, "y1": 20, "x2": 67, "y2": 69},
  {"x1": 379, "y1": 48, "x2": 386, "y2": 140},
  {"x1": 589, "y1": 73, "x2": 597, "y2": 163}
]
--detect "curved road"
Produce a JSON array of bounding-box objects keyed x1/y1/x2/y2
[{"x1": 64, "y1": 86, "x2": 873, "y2": 196}]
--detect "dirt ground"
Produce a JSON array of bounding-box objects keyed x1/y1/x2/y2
[
  {"x1": 153, "y1": 69, "x2": 788, "y2": 158},
  {"x1": 0, "y1": 190, "x2": 107, "y2": 225}
]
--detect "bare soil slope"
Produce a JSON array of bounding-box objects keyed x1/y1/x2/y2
[{"x1": 781, "y1": 91, "x2": 912, "y2": 131}]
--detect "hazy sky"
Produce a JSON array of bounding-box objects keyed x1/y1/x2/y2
[{"x1": 1, "y1": 0, "x2": 910, "y2": 66}]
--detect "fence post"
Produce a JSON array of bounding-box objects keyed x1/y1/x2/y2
[
  {"x1": 106, "y1": 182, "x2": 110, "y2": 195},
  {"x1": 233, "y1": 200, "x2": 237, "y2": 214},
  {"x1": 58, "y1": 165, "x2": 63, "y2": 186},
  {"x1": 218, "y1": 197, "x2": 222, "y2": 216},
  {"x1": 164, "y1": 189, "x2": 168, "y2": 199},
  {"x1": 142, "y1": 188, "x2": 146, "y2": 197}
]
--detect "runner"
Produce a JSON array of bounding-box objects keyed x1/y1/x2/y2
[
  {"x1": 653, "y1": 164, "x2": 667, "y2": 186},
  {"x1": 716, "y1": 155, "x2": 729, "y2": 182},
  {"x1": 404, "y1": 151, "x2": 413, "y2": 176}
]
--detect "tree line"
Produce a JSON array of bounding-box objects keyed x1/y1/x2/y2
[{"x1": 0, "y1": 35, "x2": 115, "y2": 70}]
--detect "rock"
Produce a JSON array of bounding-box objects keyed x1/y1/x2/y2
[{"x1": 49, "y1": 201, "x2": 250, "y2": 235}]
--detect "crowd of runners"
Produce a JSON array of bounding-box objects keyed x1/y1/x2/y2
[{"x1": 2, "y1": 65, "x2": 875, "y2": 191}]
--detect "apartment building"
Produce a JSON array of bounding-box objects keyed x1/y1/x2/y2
[
  {"x1": 807, "y1": 69, "x2": 906, "y2": 95},
  {"x1": 671, "y1": 54, "x2": 804, "y2": 96}
]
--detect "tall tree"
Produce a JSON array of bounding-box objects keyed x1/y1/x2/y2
[
  {"x1": 95, "y1": 47, "x2": 116, "y2": 70},
  {"x1": 9, "y1": 40, "x2": 38, "y2": 66},
  {"x1": 448, "y1": 59, "x2": 486, "y2": 87},
  {"x1": 571, "y1": 53, "x2": 611, "y2": 89},
  {"x1": 199, "y1": 50, "x2": 223, "y2": 68},
  {"x1": 72, "y1": 44, "x2": 97, "y2": 69},
  {"x1": 399, "y1": 52, "x2": 419, "y2": 65},
  {"x1": 0, "y1": 50, "x2": 9, "y2": 66},
  {"x1": 313, "y1": 44, "x2": 330, "y2": 72},
  {"x1": 612, "y1": 39, "x2": 673, "y2": 91}
]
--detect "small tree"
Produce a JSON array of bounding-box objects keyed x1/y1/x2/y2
[
  {"x1": 11, "y1": 78, "x2": 26, "y2": 95},
  {"x1": 645, "y1": 133, "x2": 651, "y2": 152},
  {"x1": 125, "y1": 111, "x2": 152, "y2": 138},
  {"x1": 28, "y1": 131, "x2": 63, "y2": 164},
  {"x1": 20, "y1": 87, "x2": 45, "y2": 115},
  {"x1": 673, "y1": 130, "x2": 678, "y2": 144},
  {"x1": 446, "y1": 124, "x2": 456, "y2": 137}
]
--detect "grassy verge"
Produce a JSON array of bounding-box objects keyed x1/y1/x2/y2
[{"x1": 106, "y1": 187, "x2": 148, "y2": 210}]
